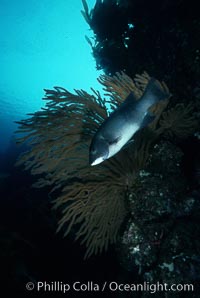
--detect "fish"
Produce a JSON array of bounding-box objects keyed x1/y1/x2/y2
[{"x1": 89, "y1": 78, "x2": 170, "y2": 166}]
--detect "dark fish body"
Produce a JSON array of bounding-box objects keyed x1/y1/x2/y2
[{"x1": 89, "y1": 78, "x2": 169, "y2": 166}]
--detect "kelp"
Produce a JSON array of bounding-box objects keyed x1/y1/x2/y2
[{"x1": 15, "y1": 71, "x2": 197, "y2": 258}]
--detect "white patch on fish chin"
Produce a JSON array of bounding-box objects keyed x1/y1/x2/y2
[
  {"x1": 91, "y1": 156, "x2": 105, "y2": 166},
  {"x1": 108, "y1": 124, "x2": 139, "y2": 158}
]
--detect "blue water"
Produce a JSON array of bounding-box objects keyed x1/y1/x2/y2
[{"x1": 0, "y1": 0, "x2": 102, "y2": 153}]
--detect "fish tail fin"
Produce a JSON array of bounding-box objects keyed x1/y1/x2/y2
[
  {"x1": 144, "y1": 78, "x2": 171, "y2": 102},
  {"x1": 138, "y1": 78, "x2": 171, "y2": 126}
]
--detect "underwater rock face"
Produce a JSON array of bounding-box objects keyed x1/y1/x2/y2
[
  {"x1": 83, "y1": 0, "x2": 200, "y2": 100},
  {"x1": 129, "y1": 141, "x2": 186, "y2": 224},
  {"x1": 117, "y1": 141, "x2": 200, "y2": 294}
]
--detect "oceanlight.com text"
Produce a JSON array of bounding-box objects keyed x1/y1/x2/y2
[{"x1": 25, "y1": 281, "x2": 194, "y2": 294}]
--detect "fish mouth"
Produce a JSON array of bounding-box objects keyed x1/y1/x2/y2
[{"x1": 90, "y1": 156, "x2": 105, "y2": 166}]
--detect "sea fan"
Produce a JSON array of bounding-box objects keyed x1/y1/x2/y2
[
  {"x1": 159, "y1": 103, "x2": 198, "y2": 138},
  {"x1": 15, "y1": 72, "x2": 169, "y2": 257}
]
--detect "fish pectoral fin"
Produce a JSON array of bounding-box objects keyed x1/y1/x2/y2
[
  {"x1": 148, "y1": 102, "x2": 159, "y2": 114},
  {"x1": 122, "y1": 139, "x2": 134, "y2": 150},
  {"x1": 109, "y1": 136, "x2": 122, "y2": 145},
  {"x1": 148, "y1": 102, "x2": 165, "y2": 114},
  {"x1": 140, "y1": 112, "x2": 156, "y2": 128}
]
